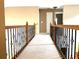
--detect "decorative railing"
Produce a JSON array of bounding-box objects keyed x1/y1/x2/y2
[
  {"x1": 5, "y1": 22, "x2": 35, "y2": 59},
  {"x1": 26, "y1": 23, "x2": 35, "y2": 42},
  {"x1": 50, "y1": 24, "x2": 79, "y2": 59}
]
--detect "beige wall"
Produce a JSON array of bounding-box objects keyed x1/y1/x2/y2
[
  {"x1": 63, "y1": 5, "x2": 79, "y2": 25},
  {"x1": 5, "y1": 7, "x2": 39, "y2": 34},
  {"x1": 63, "y1": 5, "x2": 79, "y2": 52},
  {"x1": 0, "y1": 0, "x2": 6, "y2": 59}
]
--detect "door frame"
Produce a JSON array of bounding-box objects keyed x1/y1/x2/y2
[
  {"x1": 39, "y1": 8, "x2": 63, "y2": 33},
  {"x1": 39, "y1": 10, "x2": 46, "y2": 33}
]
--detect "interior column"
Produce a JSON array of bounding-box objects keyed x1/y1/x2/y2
[{"x1": 0, "y1": 0, "x2": 7, "y2": 59}]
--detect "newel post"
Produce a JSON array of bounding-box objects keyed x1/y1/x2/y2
[{"x1": 0, "y1": 0, "x2": 7, "y2": 59}]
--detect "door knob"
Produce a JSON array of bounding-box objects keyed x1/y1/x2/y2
[{"x1": 41, "y1": 21, "x2": 43, "y2": 23}]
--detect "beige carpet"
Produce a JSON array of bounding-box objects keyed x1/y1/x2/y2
[{"x1": 16, "y1": 34, "x2": 61, "y2": 59}]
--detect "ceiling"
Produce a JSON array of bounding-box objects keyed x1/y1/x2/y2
[{"x1": 4, "y1": 0, "x2": 79, "y2": 8}]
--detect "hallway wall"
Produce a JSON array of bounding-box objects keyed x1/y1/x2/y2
[
  {"x1": 63, "y1": 5, "x2": 79, "y2": 25},
  {"x1": 63, "y1": 5, "x2": 79, "y2": 52},
  {"x1": 5, "y1": 7, "x2": 39, "y2": 34}
]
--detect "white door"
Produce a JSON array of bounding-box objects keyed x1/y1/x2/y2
[{"x1": 46, "y1": 12, "x2": 53, "y2": 34}]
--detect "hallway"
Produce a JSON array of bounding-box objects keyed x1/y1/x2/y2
[{"x1": 16, "y1": 34, "x2": 62, "y2": 59}]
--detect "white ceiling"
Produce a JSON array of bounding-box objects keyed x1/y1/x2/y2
[{"x1": 4, "y1": 0, "x2": 79, "y2": 8}]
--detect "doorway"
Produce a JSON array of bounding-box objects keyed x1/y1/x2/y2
[
  {"x1": 39, "y1": 8, "x2": 63, "y2": 34},
  {"x1": 39, "y1": 10, "x2": 46, "y2": 33},
  {"x1": 46, "y1": 12, "x2": 53, "y2": 34},
  {"x1": 39, "y1": 10, "x2": 53, "y2": 34}
]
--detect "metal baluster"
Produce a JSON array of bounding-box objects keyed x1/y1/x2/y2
[
  {"x1": 68, "y1": 29, "x2": 70, "y2": 59},
  {"x1": 15, "y1": 28, "x2": 17, "y2": 57},
  {"x1": 13, "y1": 28, "x2": 16, "y2": 59},
  {"x1": 65, "y1": 28, "x2": 67, "y2": 58},
  {"x1": 71, "y1": 29, "x2": 73, "y2": 59},
  {"x1": 7, "y1": 29, "x2": 10, "y2": 59},
  {"x1": 10, "y1": 29, "x2": 13, "y2": 59},
  {"x1": 74, "y1": 30, "x2": 77, "y2": 59},
  {"x1": 16, "y1": 28, "x2": 18, "y2": 57},
  {"x1": 66, "y1": 29, "x2": 69, "y2": 59}
]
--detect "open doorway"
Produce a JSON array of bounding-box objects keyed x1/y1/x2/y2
[{"x1": 46, "y1": 12, "x2": 53, "y2": 34}]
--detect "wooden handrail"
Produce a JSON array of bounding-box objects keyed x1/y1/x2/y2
[
  {"x1": 5, "y1": 23, "x2": 35, "y2": 29},
  {"x1": 51, "y1": 24, "x2": 79, "y2": 30},
  {"x1": 5, "y1": 25, "x2": 26, "y2": 29}
]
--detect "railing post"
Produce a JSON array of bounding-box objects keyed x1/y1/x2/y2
[
  {"x1": 54, "y1": 27, "x2": 56, "y2": 45},
  {"x1": 50, "y1": 23, "x2": 51, "y2": 36},
  {"x1": 34, "y1": 23, "x2": 35, "y2": 35},
  {"x1": 26, "y1": 22, "x2": 28, "y2": 43},
  {"x1": 0, "y1": 0, "x2": 7, "y2": 59}
]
